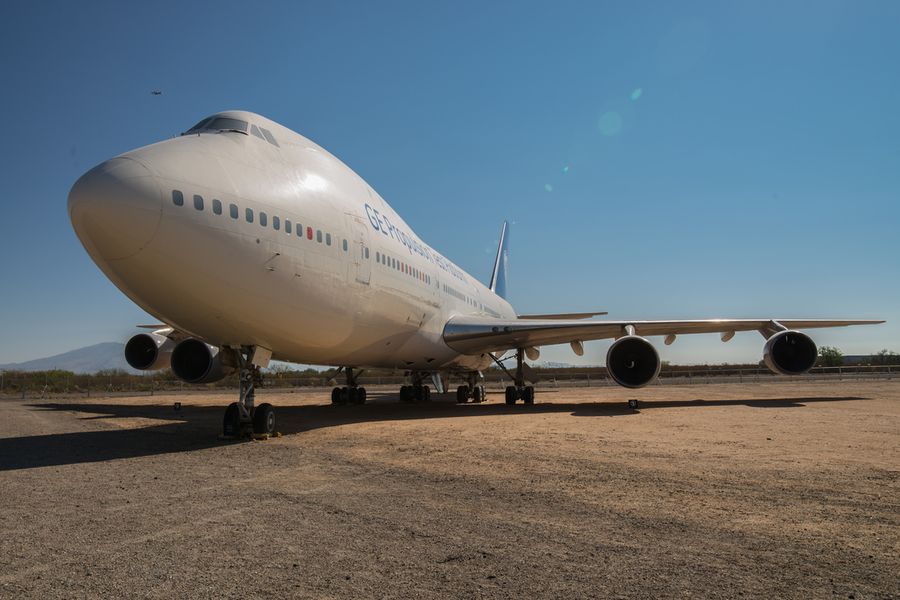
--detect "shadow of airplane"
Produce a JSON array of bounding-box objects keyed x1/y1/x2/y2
[{"x1": 0, "y1": 394, "x2": 867, "y2": 472}]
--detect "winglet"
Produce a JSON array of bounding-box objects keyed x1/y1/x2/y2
[{"x1": 489, "y1": 221, "x2": 509, "y2": 299}]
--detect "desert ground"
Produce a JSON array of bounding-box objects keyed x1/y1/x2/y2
[{"x1": 0, "y1": 380, "x2": 897, "y2": 599}]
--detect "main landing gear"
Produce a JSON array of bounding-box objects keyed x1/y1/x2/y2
[
  {"x1": 223, "y1": 347, "x2": 277, "y2": 438},
  {"x1": 456, "y1": 371, "x2": 486, "y2": 404},
  {"x1": 493, "y1": 349, "x2": 535, "y2": 406},
  {"x1": 331, "y1": 367, "x2": 367, "y2": 405},
  {"x1": 399, "y1": 372, "x2": 431, "y2": 403}
]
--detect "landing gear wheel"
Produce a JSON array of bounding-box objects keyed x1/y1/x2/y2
[
  {"x1": 505, "y1": 386, "x2": 518, "y2": 405},
  {"x1": 628, "y1": 399, "x2": 640, "y2": 410},
  {"x1": 473, "y1": 385, "x2": 485, "y2": 403},
  {"x1": 456, "y1": 385, "x2": 470, "y2": 404},
  {"x1": 522, "y1": 386, "x2": 535, "y2": 405},
  {"x1": 331, "y1": 387, "x2": 342, "y2": 405},
  {"x1": 252, "y1": 403, "x2": 276, "y2": 436},
  {"x1": 399, "y1": 385, "x2": 412, "y2": 403},
  {"x1": 223, "y1": 402, "x2": 241, "y2": 437},
  {"x1": 347, "y1": 387, "x2": 358, "y2": 405},
  {"x1": 356, "y1": 387, "x2": 367, "y2": 405},
  {"x1": 423, "y1": 386, "x2": 431, "y2": 402}
]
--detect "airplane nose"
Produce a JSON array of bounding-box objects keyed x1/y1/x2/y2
[{"x1": 68, "y1": 157, "x2": 162, "y2": 261}]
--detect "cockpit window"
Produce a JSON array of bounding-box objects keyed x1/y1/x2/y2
[
  {"x1": 250, "y1": 124, "x2": 265, "y2": 140},
  {"x1": 184, "y1": 117, "x2": 212, "y2": 134},
  {"x1": 183, "y1": 117, "x2": 248, "y2": 136},
  {"x1": 206, "y1": 117, "x2": 248, "y2": 133},
  {"x1": 260, "y1": 127, "x2": 280, "y2": 147}
]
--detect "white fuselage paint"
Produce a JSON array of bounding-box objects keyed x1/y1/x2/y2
[{"x1": 69, "y1": 111, "x2": 515, "y2": 371}]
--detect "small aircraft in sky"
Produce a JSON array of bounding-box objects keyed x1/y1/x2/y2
[
  {"x1": 150, "y1": 90, "x2": 162, "y2": 96},
  {"x1": 67, "y1": 111, "x2": 883, "y2": 437}
]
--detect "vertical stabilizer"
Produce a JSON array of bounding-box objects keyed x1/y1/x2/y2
[{"x1": 489, "y1": 221, "x2": 509, "y2": 299}]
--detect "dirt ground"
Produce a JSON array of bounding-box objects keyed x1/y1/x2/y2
[{"x1": 0, "y1": 380, "x2": 897, "y2": 599}]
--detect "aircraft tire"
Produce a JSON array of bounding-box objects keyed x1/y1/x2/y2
[
  {"x1": 356, "y1": 387, "x2": 367, "y2": 404},
  {"x1": 523, "y1": 386, "x2": 535, "y2": 405},
  {"x1": 505, "y1": 386, "x2": 517, "y2": 405},
  {"x1": 252, "y1": 403, "x2": 276, "y2": 435},
  {"x1": 473, "y1": 386, "x2": 484, "y2": 403},
  {"x1": 331, "y1": 387, "x2": 341, "y2": 405},
  {"x1": 422, "y1": 386, "x2": 431, "y2": 402},
  {"x1": 456, "y1": 385, "x2": 469, "y2": 403}
]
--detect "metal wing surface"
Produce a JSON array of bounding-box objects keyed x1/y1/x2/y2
[{"x1": 442, "y1": 317, "x2": 884, "y2": 355}]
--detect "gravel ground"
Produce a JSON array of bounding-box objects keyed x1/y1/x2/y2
[{"x1": 1, "y1": 380, "x2": 897, "y2": 599}]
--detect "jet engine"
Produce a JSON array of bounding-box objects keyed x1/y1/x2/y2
[
  {"x1": 763, "y1": 330, "x2": 817, "y2": 375},
  {"x1": 170, "y1": 338, "x2": 238, "y2": 384},
  {"x1": 124, "y1": 332, "x2": 175, "y2": 371},
  {"x1": 606, "y1": 335, "x2": 661, "y2": 389}
]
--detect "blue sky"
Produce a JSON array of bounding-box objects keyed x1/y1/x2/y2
[{"x1": 0, "y1": 0, "x2": 897, "y2": 366}]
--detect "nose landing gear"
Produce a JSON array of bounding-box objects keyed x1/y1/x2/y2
[{"x1": 222, "y1": 346, "x2": 277, "y2": 439}]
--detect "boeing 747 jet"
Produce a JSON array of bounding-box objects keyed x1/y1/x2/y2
[{"x1": 68, "y1": 111, "x2": 883, "y2": 437}]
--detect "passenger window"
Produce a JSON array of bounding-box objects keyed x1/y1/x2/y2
[
  {"x1": 307, "y1": 227, "x2": 313, "y2": 240},
  {"x1": 194, "y1": 195, "x2": 204, "y2": 210},
  {"x1": 296, "y1": 224, "x2": 303, "y2": 237},
  {"x1": 230, "y1": 203, "x2": 238, "y2": 219},
  {"x1": 260, "y1": 127, "x2": 280, "y2": 147},
  {"x1": 246, "y1": 208, "x2": 254, "y2": 223},
  {"x1": 273, "y1": 216, "x2": 280, "y2": 231},
  {"x1": 285, "y1": 219, "x2": 292, "y2": 234},
  {"x1": 343, "y1": 239, "x2": 348, "y2": 252},
  {"x1": 260, "y1": 212, "x2": 267, "y2": 227},
  {"x1": 212, "y1": 199, "x2": 222, "y2": 215},
  {"x1": 376, "y1": 251, "x2": 380, "y2": 262},
  {"x1": 172, "y1": 190, "x2": 184, "y2": 206},
  {"x1": 316, "y1": 230, "x2": 322, "y2": 243},
  {"x1": 250, "y1": 124, "x2": 265, "y2": 140},
  {"x1": 326, "y1": 233, "x2": 331, "y2": 246},
  {"x1": 365, "y1": 248, "x2": 369, "y2": 259}
]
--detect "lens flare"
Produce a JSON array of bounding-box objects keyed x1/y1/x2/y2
[
  {"x1": 630, "y1": 88, "x2": 643, "y2": 100},
  {"x1": 544, "y1": 184, "x2": 553, "y2": 192},
  {"x1": 597, "y1": 111, "x2": 623, "y2": 136}
]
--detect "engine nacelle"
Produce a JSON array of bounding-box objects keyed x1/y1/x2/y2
[
  {"x1": 170, "y1": 338, "x2": 238, "y2": 384},
  {"x1": 763, "y1": 330, "x2": 817, "y2": 375},
  {"x1": 124, "y1": 332, "x2": 175, "y2": 371},
  {"x1": 606, "y1": 335, "x2": 661, "y2": 389}
]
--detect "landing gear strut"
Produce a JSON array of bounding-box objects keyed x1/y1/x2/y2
[
  {"x1": 331, "y1": 367, "x2": 367, "y2": 405},
  {"x1": 400, "y1": 372, "x2": 431, "y2": 403},
  {"x1": 456, "y1": 371, "x2": 486, "y2": 403},
  {"x1": 223, "y1": 346, "x2": 276, "y2": 438},
  {"x1": 493, "y1": 349, "x2": 535, "y2": 406}
]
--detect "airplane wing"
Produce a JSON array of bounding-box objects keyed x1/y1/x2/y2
[{"x1": 442, "y1": 316, "x2": 884, "y2": 355}]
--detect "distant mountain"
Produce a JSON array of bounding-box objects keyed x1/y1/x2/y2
[{"x1": 0, "y1": 342, "x2": 138, "y2": 374}]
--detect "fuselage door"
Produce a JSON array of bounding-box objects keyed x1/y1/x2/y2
[{"x1": 351, "y1": 219, "x2": 371, "y2": 285}]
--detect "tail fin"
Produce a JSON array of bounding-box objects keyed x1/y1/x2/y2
[{"x1": 489, "y1": 221, "x2": 509, "y2": 299}]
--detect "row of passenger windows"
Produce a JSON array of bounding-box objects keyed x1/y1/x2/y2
[
  {"x1": 173, "y1": 189, "x2": 488, "y2": 309},
  {"x1": 171, "y1": 190, "x2": 348, "y2": 252},
  {"x1": 375, "y1": 251, "x2": 432, "y2": 285}
]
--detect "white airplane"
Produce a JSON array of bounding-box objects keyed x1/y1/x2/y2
[{"x1": 68, "y1": 110, "x2": 883, "y2": 437}]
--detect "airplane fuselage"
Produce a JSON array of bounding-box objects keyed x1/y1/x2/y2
[{"x1": 69, "y1": 111, "x2": 515, "y2": 371}]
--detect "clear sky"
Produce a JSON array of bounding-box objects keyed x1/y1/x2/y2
[{"x1": 0, "y1": 0, "x2": 897, "y2": 366}]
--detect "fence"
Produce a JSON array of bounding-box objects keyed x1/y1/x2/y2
[{"x1": 0, "y1": 365, "x2": 894, "y2": 399}]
